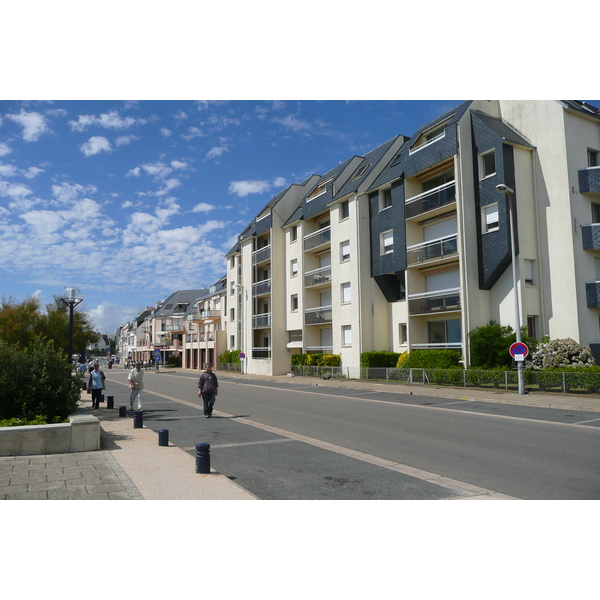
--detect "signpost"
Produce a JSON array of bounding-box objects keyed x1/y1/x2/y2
[{"x1": 509, "y1": 342, "x2": 529, "y2": 362}]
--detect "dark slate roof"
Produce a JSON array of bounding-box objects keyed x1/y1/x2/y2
[
  {"x1": 330, "y1": 135, "x2": 404, "y2": 202},
  {"x1": 560, "y1": 100, "x2": 600, "y2": 120},
  {"x1": 153, "y1": 289, "x2": 208, "y2": 317},
  {"x1": 283, "y1": 203, "x2": 304, "y2": 227},
  {"x1": 471, "y1": 110, "x2": 535, "y2": 148}
]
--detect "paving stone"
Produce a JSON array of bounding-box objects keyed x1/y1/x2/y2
[
  {"x1": 5, "y1": 490, "x2": 49, "y2": 500},
  {"x1": 27, "y1": 480, "x2": 67, "y2": 492},
  {"x1": 99, "y1": 474, "x2": 121, "y2": 485},
  {"x1": 86, "y1": 483, "x2": 127, "y2": 494},
  {"x1": 108, "y1": 491, "x2": 133, "y2": 499},
  {"x1": 66, "y1": 476, "x2": 103, "y2": 487},
  {"x1": 0, "y1": 484, "x2": 27, "y2": 494}
]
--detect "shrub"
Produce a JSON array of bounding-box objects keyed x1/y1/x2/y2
[
  {"x1": 469, "y1": 321, "x2": 537, "y2": 369},
  {"x1": 396, "y1": 351, "x2": 408, "y2": 368},
  {"x1": 527, "y1": 338, "x2": 596, "y2": 370},
  {"x1": 292, "y1": 353, "x2": 341, "y2": 367},
  {"x1": 0, "y1": 336, "x2": 80, "y2": 423},
  {"x1": 166, "y1": 354, "x2": 182, "y2": 368},
  {"x1": 219, "y1": 349, "x2": 241, "y2": 364},
  {"x1": 403, "y1": 349, "x2": 462, "y2": 369},
  {"x1": 360, "y1": 351, "x2": 401, "y2": 368}
]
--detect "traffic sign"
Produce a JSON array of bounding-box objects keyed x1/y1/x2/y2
[
  {"x1": 509, "y1": 342, "x2": 529, "y2": 359},
  {"x1": 238, "y1": 352, "x2": 246, "y2": 359}
]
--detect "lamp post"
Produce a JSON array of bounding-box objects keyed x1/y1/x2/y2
[
  {"x1": 495, "y1": 184, "x2": 525, "y2": 395},
  {"x1": 59, "y1": 287, "x2": 83, "y2": 368}
]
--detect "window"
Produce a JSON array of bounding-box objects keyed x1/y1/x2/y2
[
  {"x1": 290, "y1": 259, "x2": 298, "y2": 277},
  {"x1": 289, "y1": 330, "x2": 302, "y2": 343},
  {"x1": 524, "y1": 259, "x2": 535, "y2": 286},
  {"x1": 342, "y1": 325, "x2": 352, "y2": 346},
  {"x1": 341, "y1": 282, "x2": 351, "y2": 304},
  {"x1": 230, "y1": 335, "x2": 235, "y2": 348},
  {"x1": 589, "y1": 149, "x2": 599, "y2": 168},
  {"x1": 290, "y1": 225, "x2": 298, "y2": 242},
  {"x1": 480, "y1": 150, "x2": 496, "y2": 178},
  {"x1": 380, "y1": 188, "x2": 392, "y2": 210},
  {"x1": 428, "y1": 320, "x2": 461, "y2": 344},
  {"x1": 399, "y1": 323, "x2": 407, "y2": 344},
  {"x1": 230, "y1": 308, "x2": 235, "y2": 321},
  {"x1": 340, "y1": 240, "x2": 350, "y2": 262},
  {"x1": 291, "y1": 294, "x2": 298, "y2": 312},
  {"x1": 340, "y1": 200, "x2": 349, "y2": 221},
  {"x1": 307, "y1": 176, "x2": 334, "y2": 200},
  {"x1": 527, "y1": 316, "x2": 538, "y2": 339},
  {"x1": 381, "y1": 230, "x2": 394, "y2": 254},
  {"x1": 351, "y1": 163, "x2": 370, "y2": 180},
  {"x1": 592, "y1": 203, "x2": 600, "y2": 223},
  {"x1": 483, "y1": 204, "x2": 499, "y2": 232}
]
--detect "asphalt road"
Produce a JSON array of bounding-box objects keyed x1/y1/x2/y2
[{"x1": 104, "y1": 370, "x2": 600, "y2": 500}]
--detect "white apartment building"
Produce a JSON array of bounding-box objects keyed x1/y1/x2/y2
[{"x1": 225, "y1": 100, "x2": 600, "y2": 375}]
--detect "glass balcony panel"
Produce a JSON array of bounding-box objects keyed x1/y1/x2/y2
[
  {"x1": 406, "y1": 235, "x2": 458, "y2": 265},
  {"x1": 253, "y1": 279, "x2": 271, "y2": 297},
  {"x1": 304, "y1": 227, "x2": 331, "y2": 252},
  {"x1": 252, "y1": 312, "x2": 271, "y2": 328},
  {"x1": 304, "y1": 305, "x2": 333, "y2": 325},
  {"x1": 305, "y1": 266, "x2": 332, "y2": 288},
  {"x1": 405, "y1": 182, "x2": 456, "y2": 219},
  {"x1": 252, "y1": 245, "x2": 271, "y2": 266},
  {"x1": 408, "y1": 289, "x2": 461, "y2": 315}
]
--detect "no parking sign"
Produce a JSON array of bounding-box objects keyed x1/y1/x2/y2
[{"x1": 509, "y1": 342, "x2": 529, "y2": 362}]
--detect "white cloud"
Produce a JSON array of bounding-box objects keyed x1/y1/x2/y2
[
  {"x1": 273, "y1": 114, "x2": 312, "y2": 132},
  {"x1": 20, "y1": 210, "x2": 65, "y2": 234},
  {"x1": 160, "y1": 128, "x2": 172, "y2": 137},
  {"x1": 6, "y1": 110, "x2": 49, "y2": 141},
  {"x1": 52, "y1": 182, "x2": 97, "y2": 203},
  {"x1": 170, "y1": 160, "x2": 188, "y2": 170},
  {"x1": 228, "y1": 180, "x2": 272, "y2": 197},
  {"x1": 88, "y1": 301, "x2": 138, "y2": 334},
  {"x1": 273, "y1": 176, "x2": 287, "y2": 188},
  {"x1": 205, "y1": 146, "x2": 228, "y2": 160},
  {"x1": 121, "y1": 200, "x2": 134, "y2": 209},
  {"x1": 0, "y1": 142, "x2": 11, "y2": 156},
  {"x1": 69, "y1": 110, "x2": 146, "y2": 132},
  {"x1": 80, "y1": 136, "x2": 112, "y2": 157},
  {"x1": 0, "y1": 163, "x2": 18, "y2": 177},
  {"x1": 115, "y1": 135, "x2": 138, "y2": 146},
  {"x1": 23, "y1": 167, "x2": 44, "y2": 179},
  {"x1": 191, "y1": 202, "x2": 216, "y2": 213},
  {"x1": 180, "y1": 127, "x2": 204, "y2": 141},
  {"x1": 0, "y1": 179, "x2": 32, "y2": 200}
]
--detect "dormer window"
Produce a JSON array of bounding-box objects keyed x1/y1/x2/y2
[
  {"x1": 410, "y1": 115, "x2": 454, "y2": 154},
  {"x1": 351, "y1": 163, "x2": 370, "y2": 180},
  {"x1": 307, "y1": 176, "x2": 334, "y2": 201}
]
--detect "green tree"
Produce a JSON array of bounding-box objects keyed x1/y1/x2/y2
[
  {"x1": 0, "y1": 296, "x2": 43, "y2": 347},
  {"x1": 468, "y1": 320, "x2": 537, "y2": 369}
]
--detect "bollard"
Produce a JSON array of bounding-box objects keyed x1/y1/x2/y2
[
  {"x1": 133, "y1": 410, "x2": 143, "y2": 429},
  {"x1": 107, "y1": 395, "x2": 114, "y2": 409},
  {"x1": 119, "y1": 405, "x2": 127, "y2": 417},
  {"x1": 195, "y1": 443, "x2": 210, "y2": 474},
  {"x1": 158, "y1": 429, "x2": 169, "y2": 446}
]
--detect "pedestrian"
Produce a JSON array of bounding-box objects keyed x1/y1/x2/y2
[
  {"x1": 198, "y1": 362, "x2": 218, "y2": 418},
  {"x1": 79, "y1": 362, "x2": 87, "y2": 378},
  {"x1": 87, "y1": 362, "x2": 105, "y2": 410},
  {"x1": 128, "y1": 360, "x2": 145, "y2": 411}
]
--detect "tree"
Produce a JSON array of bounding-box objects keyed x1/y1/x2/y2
[
  {"x1": 469, "y1": 320, "x2": 537, "y2": 369},
  {"x1": 0, "y1": 297, "x2": 42, "y2": 347}
]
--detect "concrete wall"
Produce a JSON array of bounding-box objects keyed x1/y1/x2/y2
[{"x1": 0, "y1": 411, "x2": 100, "y2": 457}]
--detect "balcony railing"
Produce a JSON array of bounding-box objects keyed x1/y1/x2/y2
[
  {"x1": 582, "y1": 224, "x2": 600, "y2": 251},
  {"x1": 305, "y1": 346, "x2": 334, "y2": 353},
  {"x1": 252, "y1": 347, "x2": 271, "y2": 359},
  {"x1": 305, "y1": 305, "x2": 333, "y2": 325},
  {"x1": 252, "y1": 312, "x2": 271, "y2": 328},
  {"x1": 199, "y1": 309, "x2": 221, "y2": 319},
  {"x1": 579, "y1": 167, "x2": 600, "y2": 195},
  {"x1": 166, "y1": 324, "x2": 184, "y2": 332},
  {"x1": 408, "y1": 288, "x2": 461, "y2": 316},
  {"x1": 253, "y1": 278, "x2": 271, "y2": 297},
  {"x1": 406, "y1": 234, "x2": 458, "y2": 266},
  {"x1": 305, "y1": 266, "x2": 332, "y2": 288},
  {"x1": 252, "y1": 245, "x2": 271, "y2": 266},
  {"x1": 405, "y1": 181, "x2": 456, "y2": 219},
  {"x1": 304, "y1": 226, "x2": 331, "y2": 252}
]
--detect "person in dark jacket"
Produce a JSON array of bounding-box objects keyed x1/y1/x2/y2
[{"x1": 198, "y1": 362, "x2": 219, "y2": 418}]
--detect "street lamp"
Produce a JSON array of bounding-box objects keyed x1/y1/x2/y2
[
  {"x1": 495, "y1": 184, "x2": 526, "y2": 395},
  {"x1": 59, "y1": 286, "x2": 83, "y2": 368}
]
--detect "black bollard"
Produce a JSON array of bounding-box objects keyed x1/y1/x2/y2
[
  {"x1": 195, "y1": 443, "x2": 210, "y2": 474},
  {"x1": 133, "y1": 410, "x2": 143, "y2": 428},
  {"x1": 158, "y1": 429, "x2": 169, "y2": 446},
  {"x1": 107, "y1": 395, "x2": 114, "y2": 409},
  {"x1": 119, "y1": 405, "x2": 127, "y2": 417}
]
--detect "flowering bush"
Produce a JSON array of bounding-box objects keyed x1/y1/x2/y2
[{"x1": 527, "y1": 337, "x2": 596, "y2": 370}]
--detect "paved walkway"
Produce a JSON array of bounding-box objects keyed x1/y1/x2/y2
[{"x1": 1, "y1": 370, "x2": 598, "y2": 500}]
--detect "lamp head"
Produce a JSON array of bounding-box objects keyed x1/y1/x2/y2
[{"x1": 496, "y1": 184, "x2": 514, "y2": 195}]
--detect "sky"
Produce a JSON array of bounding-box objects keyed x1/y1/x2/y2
[{"x1": 0, "y1": 99, "x2": 463, "y2": 334}]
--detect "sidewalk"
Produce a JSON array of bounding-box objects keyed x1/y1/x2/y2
[
  {"x1": 1, "y1": 371, "x2": 598, "y2": 500},
  {"x1": 0, "y1": 395, "x2": 257, "y2": 501}
]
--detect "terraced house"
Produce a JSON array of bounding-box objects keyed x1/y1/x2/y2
[{"x1": 225, "y1": 100, "x2": 600, "y2": 376}]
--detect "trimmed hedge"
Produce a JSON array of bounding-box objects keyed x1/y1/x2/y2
[
  {"x1": 360, "y1": 352, "x2": 401, "y2": 368},
  {"x1": 403, "y1": 349, "x2": 462, "y2": 369},
  {"x1": 291, "y1": 353, "x2": 341, "y2": 367}
]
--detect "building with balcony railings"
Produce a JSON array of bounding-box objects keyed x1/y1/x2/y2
[{"x1": 225, "y1": 100, "x2": 600, "y2": 374}]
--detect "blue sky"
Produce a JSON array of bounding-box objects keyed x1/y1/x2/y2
[{"x1": 0, "y1": 99, "x2": 463, "y2": 333}]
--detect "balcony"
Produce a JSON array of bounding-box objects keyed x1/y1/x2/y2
[
  {"x1": 252, "y1": 245, "x2": 271, "y2": 266},
  {"x1": 582, "y1": 224, "x2": 600, "y2": 251},
  {"x1": 252, "y1": 347, "x2": 271, "y2": 359},
  {"x1": 252, "y1": 312, "x2": 271, "y2": 329},
  {"x1": 304, "y1": 226, "x2": 331, "y2": 252},
  {"x1": 199, "y1": 309, "x2": 221, "y2": 320},
  {"x1": 305, "y1": 346, "x2": 333, "y2": 353},
  {"x1": 253, "y1": 278, "x2": 271, "y2": 297},
  {"x1": 305, "y1": 305, "x2": 333, "y2": 325},
  {"x1": 406, "y1": 234, "x2": 458, "y2": 266},
  {"x1": 405, "y1": 181, "x2": 456, "y2": 220},
  {"x1": 166, "y1": 324, "x2": 184, "y2": 332},
  {"x1": 408, "y1": 288, "x2": 461, "y2": 316},
  {"x1": 579, "y1": 167, "x2": 600, "y2": 196},
  {"x1": 305, "y1": 266, "x2": 332, "y2": 288}
]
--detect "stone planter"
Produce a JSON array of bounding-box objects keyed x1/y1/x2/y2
[{"x1": 0, "y1": 409, "x2": 100, "y2": 456}]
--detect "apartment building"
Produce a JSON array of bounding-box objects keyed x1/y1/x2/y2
[{"x1": 226, "y1": 100, "x2": 600, "y2": 375}]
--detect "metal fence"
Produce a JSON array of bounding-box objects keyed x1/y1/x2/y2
[{"x1": 289, "y1": 366, "x2": 600, "y2": 395}]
